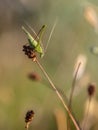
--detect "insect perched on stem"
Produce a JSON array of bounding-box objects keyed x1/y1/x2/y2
[
  {"x1": 22, "y1": 25, "x2": 46, "y2": 58},
  {"x1": 22, "y1": 20, "x2": 57, "y2": 60}
]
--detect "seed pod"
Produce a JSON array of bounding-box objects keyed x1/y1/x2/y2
[
  {"x1": 22, "y1": 45, "x2": 36, "y2": 60},
  {"x1": 25, "y1": 110, "x2": 34, "y2": 129},
  {"x1": 87, "y1": 83, "x2": 95, "y2": 97},
  {"x1": 28, "y1": 72, "x2": 41, "y2": 81}
]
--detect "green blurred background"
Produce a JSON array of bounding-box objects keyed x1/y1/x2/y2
[{"x1": 0, "y1": 0, "x2": 98, "y2": 130}]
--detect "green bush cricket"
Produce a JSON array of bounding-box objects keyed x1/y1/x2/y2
[
  {"x1": 22, "y1": 25, "x2": 46, "y2": 58},
  {"x1": 22, "y1": 19, "x2": 57, "y2": 59}
]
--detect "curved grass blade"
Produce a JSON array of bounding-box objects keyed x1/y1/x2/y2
[{"x1": 44, "y1": 19, "x2": 58, "y2": 53}]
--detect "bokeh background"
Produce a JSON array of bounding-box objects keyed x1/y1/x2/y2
[{"x1": 0, "y1": 0, "x2": 98, "y2": 130}]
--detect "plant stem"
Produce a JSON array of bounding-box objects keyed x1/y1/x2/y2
[
  {"x1": 66, "y1": 62, "x2": 81, "y2": 130},
  {"x1": 69, "y1": 62, "x2": 81, "y2": 109},
  {"x1": 82, "y1": 97, "x2": 91, "y2": 130},
  {"x1": 35, "y1": 59, "x2": 81, "y2": 130}
]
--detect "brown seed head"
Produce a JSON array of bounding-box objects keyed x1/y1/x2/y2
[
  {"x1": 28, "y1": 72, "x2": 41, "y2": 81},
  {"x1": 25, "y1": 110, "x2": 34, "y2": 129},
  {"x1": 87, "y1": 83, "x2": 96, "y2": 97},
  {"x1": 22, "y1": 45, "x2": 36, "y2": 61},
  {"x1": 25, "y1": 110, "x2": 34, "y2": 123}
]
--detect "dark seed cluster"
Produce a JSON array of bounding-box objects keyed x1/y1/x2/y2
[
  {"x1": 23, "y1": 45, "x2": 36, "y2": 60},
  {"x1": 25, "y1": 110, "x2": 34, "y2": 123},
  {"x1": 87, "y1": 83, "x2": 95, "y2": 97},
  {"x1": 28, "y1": 72, "x2": 41, "y2": 81}
]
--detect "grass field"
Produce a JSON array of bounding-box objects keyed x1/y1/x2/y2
[{"x1": 0, "y1": 0, "x2": 98, "y2": 130}]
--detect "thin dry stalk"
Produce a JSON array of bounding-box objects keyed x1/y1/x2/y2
[
  {"x1": 82, "y1": 83, "x2": 95, "y2": 130},
  {"x1": 35, "y1": 58, "x2": 81, "y2": 130},
  {"x1": 82, "y1": 97, "x2": 91, "y2": 130},
  {"x1": 67, "y1": 62, "x2": 81, "y2": 130},
  {"x1": 69, "y1": 62, "x2": 81, "y2": 109}
]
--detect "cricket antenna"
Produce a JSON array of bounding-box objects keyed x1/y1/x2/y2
[
  {"x1": 44, "y1": 18, "x2": 58, "y2": 54},
  {"x1": 24, "y1": 21, "x2": 39, "y2": 41}
]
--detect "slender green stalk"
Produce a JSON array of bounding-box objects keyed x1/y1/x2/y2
[{"x1": 35, "y1": 58, "x2": 81, "y2": 130}]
